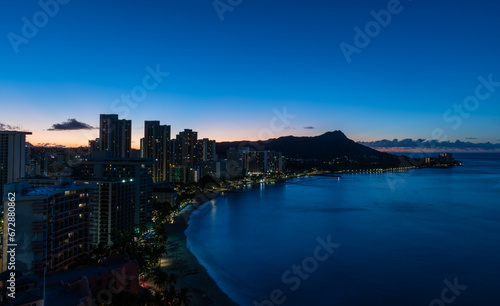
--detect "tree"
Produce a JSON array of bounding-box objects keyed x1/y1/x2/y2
[{"x1": 150, "y1": 267, "x2": 191, "y2": 305}]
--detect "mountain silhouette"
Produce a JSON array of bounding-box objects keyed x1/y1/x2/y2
[{"x1": 217, "y1": 130, "x2": 393, "y2": 159}]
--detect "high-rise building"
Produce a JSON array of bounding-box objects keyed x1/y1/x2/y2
[
  {"x1": 227, "y1": 147, "x2": 250, "y2": 177},
  {"x1": 247, "y1": 151, "x2": 284, "y2": 175},
  {"x1": 88, "y1": 138, "x2": 100, "y2": 155},
  {"x1": 142, "y1": 121, "x2": 171, "y2": 183},
  {"x1": 169, "y1": 139, "x2": 176, "y2": 166},
  {"x1": 99, "y1": 114, "x2": 131, "y2": 158},
  {"x1": 152, "y1": 181, "x2": 177, "y2": 208},
  {"x1": 0, "y1": 131, "x2": 31, "y2": 197},
  {"x1": 174, "y1": 129, "x2": 197, "y2": 166},
  {"x1": 2, "y1": 181, "x2": 93, "y2": 276},
  {"x1": 439, "y1": 153, "x2": 453, "y2": 163},
  {"x1": 78, "y1": 179, "x2": 136, "y2": 247},
  {"x1": 169, "y1": 165, "x2": 199, "y2": 184},
  {"x1": 75, "y1": 151, "x2": 156, "y2": 225},
  {"x1": 195, "y1": 138, "x2": 216, "y2": 164},
  {"x1": 199, "y1": 160, "x2": 228, "y2": 179}
]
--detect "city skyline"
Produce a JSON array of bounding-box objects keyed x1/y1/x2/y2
[
  {"x1": 2, "y1": 112, "x2": 500, "y2": 152},
  {"x1": 2, "y1": 1, "x2": 500, "y2": 304},
  {"x1": 2, "y1": 0, "x2": 500, "y2": 148}
]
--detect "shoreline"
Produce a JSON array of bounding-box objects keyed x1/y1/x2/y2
[
  {"x1": 160, "y1": 171, "x2": 415, "y2": 305},
  {"x1": 164, "y1": 204, "x2": 239, "y2": 306},
  {"x1": 161, "y1": 171, "x2": 418, "y2": 301},
  {"x1": 161, "y1": 177, "x2": 311, "y2": 305}
]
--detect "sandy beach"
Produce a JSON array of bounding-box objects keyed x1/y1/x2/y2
[
  {"x1": 159, "y1": 180, "x2": 300, "y2": 305},
  {"x1": 162, "y1": 207, "x2": 238, "y2": 306}
]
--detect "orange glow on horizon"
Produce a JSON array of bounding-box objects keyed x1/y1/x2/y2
[{"x1": 21, "y1": 130, "x2": 500, "y2": 153}]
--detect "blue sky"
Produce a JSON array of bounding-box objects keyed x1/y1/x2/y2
[{"x1": 1, "y1": 0, "x2": 499, "y2": 147}]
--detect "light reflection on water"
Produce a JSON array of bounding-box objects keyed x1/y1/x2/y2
[{"x1": 186, "y1": 153, "x2": 500, "y2": 305}]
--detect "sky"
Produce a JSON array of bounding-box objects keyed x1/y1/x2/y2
[{"x1": 1, "y1": 0, "x2": 500, "y2": 149}]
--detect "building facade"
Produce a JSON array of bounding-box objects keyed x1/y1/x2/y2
[
  {"x1": 99, "y1": 114, "x2": 131, "y2": 158},
  {"x1": 195, "y1": 138, "x2": 216, "y2": 164},
  {"x1": 0, "y1": 131, "x2": 31, "y2": 198},
  {"x1": 1, "y1": 182, "x2": 94, "y2": 276},
  {"x1": 78, "y1": 179, "x2": 136, "y2": 247},
  {"x1": 174, "y1": 129, "x2": 197, "y2": 167},
  {"x1": 75, "y1": 151, "x2": 156, "y2": 225},
  {"x1": 247, "y1": 151, "x2": 283, "y2": 175},
  {"x1": 142, "y1": 121, "x2": 171, "y2": 183}
]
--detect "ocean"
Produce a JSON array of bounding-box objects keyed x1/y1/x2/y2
[{"x1": 185, "y1": 153, "x2": 500, "y2": 305}]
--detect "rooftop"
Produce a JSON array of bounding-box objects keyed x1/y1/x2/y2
[
  {"x1": 44, "y1": 261, "x2": 128, "y2": 285},
  {"x1": 0, "y1": 131, "x2": 32, "y2": 135},
  {"x1": 24, "y1": 183, "x2": 93, "y2": 197}
]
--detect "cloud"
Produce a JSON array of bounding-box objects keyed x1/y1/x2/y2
[
  {"x1": 303, "y1": 126, "x2": 315, "y2": 129},
  {"x1": 0, "y1": 122, "x2": 17, "y2": 130},
  {"x1": 48, "y1": 119, "x2": 96, "y2": 131},
  {"x1": 358, "y1": 138, "x2": 500, "y2": 151},
  {"x1": 36, "y1": 143, "x2": 67, "y2": 148},
  {"x1": 465, "y1": 137, "x2": 478, "y2": 140}
]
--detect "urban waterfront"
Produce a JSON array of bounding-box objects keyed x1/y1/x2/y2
[
  {"x1": 3, "y1": 0, "x2": 500, "y2": 304},
  {"x1": 186, "y1": 153, "x2": 500, "y2": 305}
]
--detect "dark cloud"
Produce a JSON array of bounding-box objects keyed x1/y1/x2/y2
[
  {"x1": 48, "y1": 119, "x2": 96, "y2": 131},
  {"x1": 465, "y1": 137, "x2": 478, "y2": 140},
  {"x1": 37, "y1": 143, "x2": 67, "y2": 148},
  {"x1": 358, "y1": 138, "x2": 500, "y2": 151},
  {"x1": 303, "y1": 126, "x2": 315, "y2": 129},
  {"x1": 0, "y1": 122, "x2": 17, "y2": 130}
]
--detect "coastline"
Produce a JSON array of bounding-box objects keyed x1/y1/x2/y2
[
  {"x1": 160, "y1": 171, "x2": 419, "y2": 305},
  {"x1": 161, "y1": 177, "x2": 312, "y2": 305},
  {"x1": 164, "y1": 204, "x2": 238, "y2": 306}
]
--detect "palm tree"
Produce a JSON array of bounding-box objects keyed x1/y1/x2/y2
[
  {"x1": 150, "y1": 267, "x2": 192, "y2": 305},
  {"x1": 152, "y1": 267, "x2": 175, "y2": 289},
  {"x1": 175, "y1": 287, "x2": 191, "y2": 306},
  {"x1": 91, "y1": 243, "x2": 111, "y2": 263}
]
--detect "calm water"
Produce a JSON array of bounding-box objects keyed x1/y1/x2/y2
[{"x1": 186, "y1": 153, "x2": 500, "y2": 305}]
